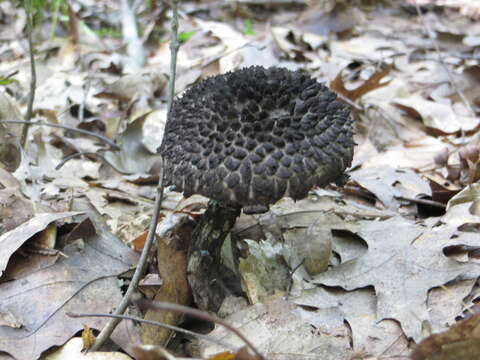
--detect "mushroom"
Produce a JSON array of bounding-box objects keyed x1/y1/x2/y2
[{"x1": 159, "y1": 66, "x2": 354, "y2": 310}]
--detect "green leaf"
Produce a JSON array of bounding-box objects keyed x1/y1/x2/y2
[
  {"x1": 0, "y1": 78, "x2": 15, "y2": 86},
  {"x1": 94, "y1": 27, "x2": 122, "y2": 38},
  {"x1": 178, "y1": 31, "x2": 196, "y2": 43},
  {"x1": 243, "y1": 19, "x2": 255, "y2": 36}
]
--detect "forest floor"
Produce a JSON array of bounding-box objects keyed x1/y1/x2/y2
[{"x1": 1, "y1": 1, "x2": 480, "y2": 359}]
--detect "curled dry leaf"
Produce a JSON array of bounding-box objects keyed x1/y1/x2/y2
[
  {"x1": 411, "y1": 313, "x2": 480, "y2": 360},
  {"x1": 330, "y1": 63, "x2": 393, "y2": 102},
  {"x1": 393, "y1": 95, "x2": 479, "y2": 135},
  {"x1": 459, "y1": 144, "x2": 480, "y2": 184},
  {"x1": 446, "y1": 183, "x2": 480, "y2": 216},
  {"x1": 425, "y1": 171, "x2": 463, "y2": 204},
  {"x1": 28, "y1": 223, "x2": 57, "y2": 251},
  {"x1": 350, "y1": 166, "x2": 431, "y2": 210},
  {"x1": 141, "y1": 216, "x2": 191, "y2": 346},
  {"x1": 81, "y1": 324, "x2": 96, "y2": 352},
  {"x1": 429, "y1": 142, "x2": 480, "y2": 196},
  {"x1": 0, "y1": 214, "x2": 138, "y2": 360},
  {"x1": 0, "y1": 211, "x2": 83, "y2": 277}
]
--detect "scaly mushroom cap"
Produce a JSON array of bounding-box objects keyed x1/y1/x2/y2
[{"x1": 159, "y1": 66, "x2": 354, "y2": 214}]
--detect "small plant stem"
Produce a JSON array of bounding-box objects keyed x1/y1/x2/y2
[
  {"x1": 90, "y1": 168, "x2": 165, "y2": 351},
  {"x1": 167, "y1": 0, "x2": 179, "y2": 113},
  {"x1": 21, "y1": 0, "x2": 37, "y2": 148},
  {"x1": 89, "y1": 0, "x2": 180, "y2": 350}
]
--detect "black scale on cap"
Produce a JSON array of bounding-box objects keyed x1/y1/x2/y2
[{"x1": 159, "y1": 66, "x2": 354, "y2": 214}]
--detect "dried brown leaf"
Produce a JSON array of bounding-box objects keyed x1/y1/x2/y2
[
  {"x1": 0, "y1": 211, "x2": 83, "y2": 277},
  {"x1": 81, "y1": 324, "x2": 96, "y2": 352},
  {"x1": 140, "y1": 219, "x2": 191, "y2": 346},
  {"x1": 313, "y1": 217, "x2": 480, "y2": 341},
  {"x1": 411, "y1": 313, "x2": 480, "y2": 360},
  {"x1": 330, "y1": 64, "x2": 393, "y2": 102},
  {"x1": 0, "y1": 224, "x2": 138, "y2": 360}
]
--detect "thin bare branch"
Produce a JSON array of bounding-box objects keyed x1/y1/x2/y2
[
  {"x1": 167, "y1": 0, "x2": 179, "y2": 113},
  {"x1": 90, "y1": 0, "x2": 180, "y2": 350},
  {"x1": 395, "y1": 196, "x2": 446, "y2": 209},
  {"x1": 21, "y1": 0, "x2": 37, "y2": 148},
  {"x1": 134, "y1": 297, "x2": 266, "y2": 360},
  {"x1": 66, "y1": 311, "x2": 236, "y2": 350},
  {"x1": 56, "y1": 151, "x2": 132, "y2": 175},
  {"x1": 0, "y1": 120, "x2": 119, "y2": 150},
  {"x1": 90, "y1": 165, "x2": 165, "y2": 351}
]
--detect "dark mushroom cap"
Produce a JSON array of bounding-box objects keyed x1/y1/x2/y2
[{"x1": 159, "y1": 66, "x2": 354, "y2": 214}]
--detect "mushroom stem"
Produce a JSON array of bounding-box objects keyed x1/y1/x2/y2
[{"x1": 188, "y1": 201, "x2": 242, "y2": 311}]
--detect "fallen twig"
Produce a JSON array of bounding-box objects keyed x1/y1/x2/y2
[
  {"x1": 90, "y1": 161, "x2": 166, "y2": 351},
  {"x1": 134, "y1": 297, "x2": 266, "y2": 360},
  {"x1": 395, "y1": 195, "x2": 446, "y2": 209},
  {"x1": 89, "y1": 0, "x2": 179, "y2": 350},
  {"x1": 0, "y1": 120, "x2": 120, "y2": 150},
  {"x1": 56, "y1": 151, "x2": 131, "y2": 175},
  {"x1": 21, "y1": 0, "x2": 37, "y2": 148},
  {"x1": 66, "y1": 311, "x2": 236, "y2": 351}
]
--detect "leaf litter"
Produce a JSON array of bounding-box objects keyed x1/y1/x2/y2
[{"x1": 1, "y1": 0, "x2": 480, "y2": 359}]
